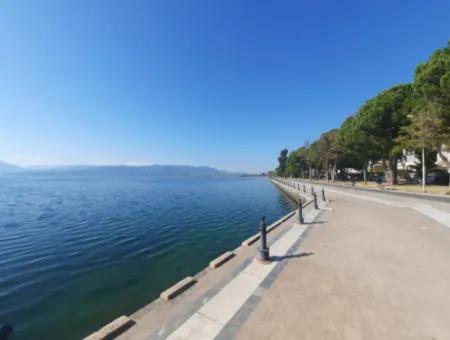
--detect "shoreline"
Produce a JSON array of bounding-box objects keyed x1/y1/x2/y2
[{"x1": 84, "y1": 180, "x2": 310, "y2": 340}]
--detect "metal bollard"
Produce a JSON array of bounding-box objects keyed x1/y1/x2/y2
[
  {"x1": 322, "y1": 188, "x2": 326, "y2": 201},
  {"x1": 314, "y1": 192, "x2": 318, "y2": 209},
  {"x1": 297, "y1": 198, "x2": 304, "y2": 224},
  {"x1": 303, "y1": 184, "x2": 306, "y2": 192},
  {"x1": 256, "y1": 217, "x2": 270, "y2": 263},
  {"x1": 311, "y1": 186, "x2": 314, "y2": 194}
]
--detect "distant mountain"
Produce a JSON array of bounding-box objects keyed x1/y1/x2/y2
[
  {"x1": 0, "y1": 162, "x2": 251, "y2": 177},
  {"x1": 0, "y1": 161, "x2": 22, "y2": 173},
  {"x1": 59, "y1": 165, "x2": 228, "y2": 177},
  {"x1": 24, "y1": 164, "x2": 243, "y2": 177}
]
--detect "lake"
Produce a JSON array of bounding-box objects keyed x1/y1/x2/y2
[{"x1": 0, "y1": 174, "x2": 294, "y2": 339}]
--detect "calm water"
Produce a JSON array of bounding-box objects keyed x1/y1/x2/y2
[{"x1": 0, "y1": 174, "x2": 294, "y2": 339}]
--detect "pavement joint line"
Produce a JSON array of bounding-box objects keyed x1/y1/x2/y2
[
  {"x1": 196, "y1": 311, "x2": 224, "y2": 326},
  {"x1": 161, "y1": 198, "x2": 324, "y2": 340},
  {"x1": 147, "y1": 215, "x2": 298, "y2": 340},
  {"x1": 215, "y1": 208, "x2": 325, "y2": 340}
]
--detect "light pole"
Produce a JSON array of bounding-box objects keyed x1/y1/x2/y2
[
  {"x1": 420, "y1": 112, "x2": 426, "y2": 193},
  {"x1": 408, "y1": 113, "x2": 426, "y2": 193}
]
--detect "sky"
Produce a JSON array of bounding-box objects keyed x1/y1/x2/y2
[{"x1": 1, "y1": 0, "x2": 449, "y2": 173}]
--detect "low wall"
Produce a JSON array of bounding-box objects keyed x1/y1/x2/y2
[{"x1": 83, "y1": 188, "x2": 302, "y2": 339}]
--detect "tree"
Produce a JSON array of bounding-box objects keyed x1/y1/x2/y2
[
  {"x1": 301, "y1": 141, "x2": 313, "y2": 179},
  {"x1": 271, "y1": 43, "x2": 450, "y2": 188},
  {"x1": 276, "y1": 149, "x2": 289, "y2": 176},
  {"x1": 316, "y1": 129, "x2": 339, "y2": 182},
  {"x1": 336, "y1": 117, "x2": 370, "y2": 182},
  {"x1": 413, "y1": 41, "x2": 450, "y2": 124},
  {"x1": 308, "y1": 140, "x2": 323, "y2": 179},
  {"x1": 286, "y1": 149, "x2": 308, "y2": 178},
  {"x1": 412, "y1": 41, "x2": 450, "y2": 185},
  {"x1": 396, "y1": 102, "x2": 450, "y2": 191},
  {"x1": 355, "y1": 84, "x2": 412, "y2": 184}
]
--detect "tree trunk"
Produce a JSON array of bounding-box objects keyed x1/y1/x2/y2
[
  {"x1": 391, "y1": 158, "x2": 398, "y2": 185},
  {"x1": 382, "y1": 158, "x2": 392, "y2": 185},
  {"x1": 332, "y1": 163, "x2": 336, "y2": 183},
  {"x1": 383, "y1": 158, "x2": 398, "y2": 185}
]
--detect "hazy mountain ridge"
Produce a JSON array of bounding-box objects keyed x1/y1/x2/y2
[
  {"x1": 0, "y1": 161, "x2": 251, "y2": 177},
  {"x1": 0, "y1": 161, "x2": 22, "y2": 173}
]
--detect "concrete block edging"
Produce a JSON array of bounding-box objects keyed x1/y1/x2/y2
[
  {"x1": 160, "y1": 276, "x2": 197, "y2": 301},
  {"x1": 241, "y1": 210, "x2": 296, "y2": 247},
  {"x1": 209, "y1": 251, "x2": 236, "y2": 269},
  {"x1": 83, "y1": 194, "x2": 300, "y2": 339},
  {"x1": 83, "y1": 316, "x2": 135, "y2": 340}
]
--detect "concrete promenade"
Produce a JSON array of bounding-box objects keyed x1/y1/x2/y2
[
  {"x1": 237, "y1": 179, "x2": 450, "y2": 339},
  {"x1": 89, "y1": 178, "x2": 450, "y2": 340}
]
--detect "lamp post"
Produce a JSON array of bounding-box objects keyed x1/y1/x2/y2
[
  {"x1": 407, "y1": 113, "x2": 426, "y2": 193},
  {"x1": 421, "y1": 112, "x2": 426, "y2": 193}
]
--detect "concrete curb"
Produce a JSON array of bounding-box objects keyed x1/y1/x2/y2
[
  {"x1": 84, "y1": 190, "x2": 301, "y2": 339},
  {"x1": 241, "y1": 234, "x2": 260, "y2": 247},
  {"x1": 241, "y1": 210, "x2": 297, "y2": 247},
  {"x1": 209, "y1": 251, "x2": 236, "y2": 269},
  {"x1": 83, "y1": 316, "x2": 135, "y2": 340},
  {"x1": 160, "y1": 276, "x2": 196, "y2": 301}
]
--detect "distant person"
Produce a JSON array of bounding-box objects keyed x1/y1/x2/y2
[{"x1": 0, "y1": 324, "x2": 13, "y2": 340}]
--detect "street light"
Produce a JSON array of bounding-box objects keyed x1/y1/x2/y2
[
  {"x1": 421, "y1": 111, "x2": 426, "y2": 193},
  {"x1": 407, "y1": 113, "x2": 426, "y2": 193}
]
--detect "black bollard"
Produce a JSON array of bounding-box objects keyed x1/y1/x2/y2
[
  {"x1": 297, "y1": 198, "x2": 304, "y2": 224},
  {"x1": 314, "y1": 192, "x2": 318, "y2": 209},
  {"x1": 256, "y1": 217, "x2": 270, "y2": 263},
  {"x1": 311, "y1": 186, "x2": 314, "y2": 194},
  {"x1": 322, "y1": 188, "x2": 326, "y2": 201}
]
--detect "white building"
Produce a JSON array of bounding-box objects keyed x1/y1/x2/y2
[
  {"x1": 398, "y1": 150, "x2": 419, "y2": 171},
  {"x1": 436, "y1": 145, "x2": 450, "y2": 171}
]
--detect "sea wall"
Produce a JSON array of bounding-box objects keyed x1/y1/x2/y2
[{"x1": 83, "y1": 179, "x2": 312, "y2": 339}]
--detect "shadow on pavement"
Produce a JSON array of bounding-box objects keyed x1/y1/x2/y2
[{"x1": 271, "y1": 252, "x2": 314, "y2": 262}]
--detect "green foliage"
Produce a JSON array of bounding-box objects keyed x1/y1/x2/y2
[
  {"x1": 286, "y1": 150, "x2": 307, "y2": 178},
  {"x1": 409, "y1": 41, "x2": 450, "y2": 169},
  {"x1": 336, "y1": 116, "x2": 367, "y2": 169},
  {"x1": 273, "y1": 42, "x2": 450, "y2": 180},
  {"x1": 413, "y1": 41, "x2": 450, "y2": 126},
  {"x1": 276, "y1": 149, "x2": 289, "y2": 176},
  {"x1": 356, "y1": 84, "x2": 412, "y2": 160}
]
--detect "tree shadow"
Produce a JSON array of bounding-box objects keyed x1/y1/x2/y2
[{"x1": 271, "y1": 252, "x2": 314, "y2": 262}]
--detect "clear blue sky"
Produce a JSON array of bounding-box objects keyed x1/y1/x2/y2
[{"x1": 1, "y1": 0, "x2": 449, "y2": 172}]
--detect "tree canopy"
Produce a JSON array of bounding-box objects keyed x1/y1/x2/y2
[{"x1": 273, "y1": 42, "x2": 450, "y2": 185}]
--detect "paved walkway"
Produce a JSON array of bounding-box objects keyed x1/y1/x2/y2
[
  {"x1": 117, "y1": 180, "x2": 450, "y2": 340},
  {"x1": 236, "y1": 183, "x2": 450, "y2": 340}
]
